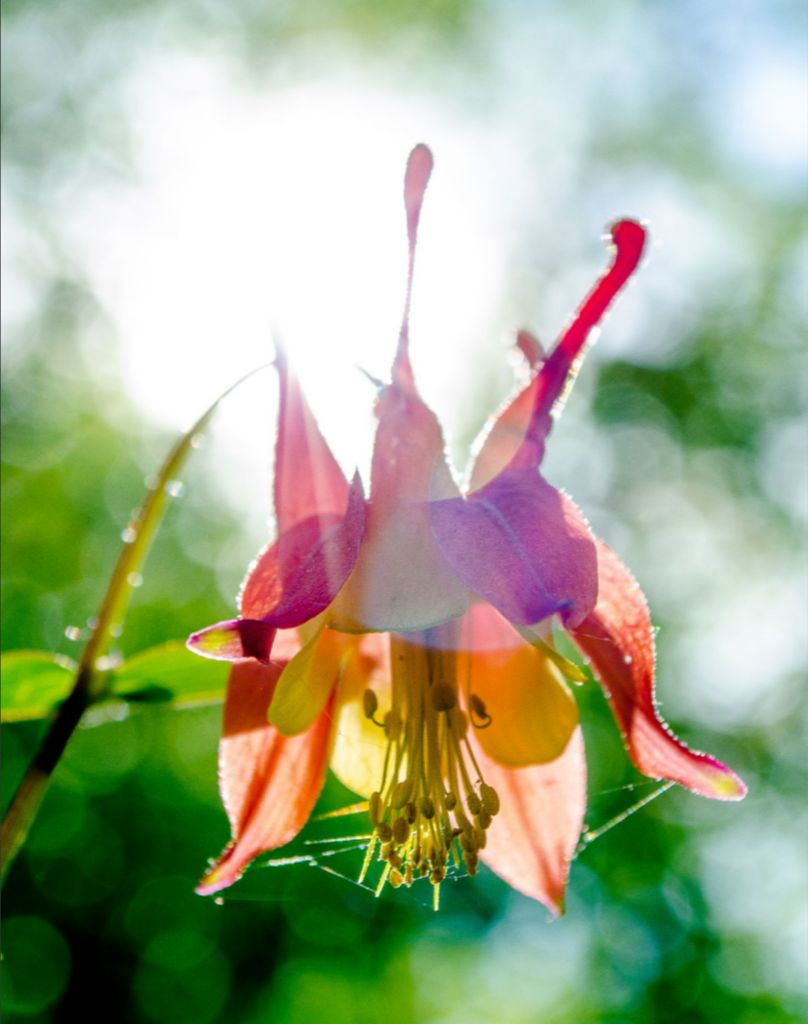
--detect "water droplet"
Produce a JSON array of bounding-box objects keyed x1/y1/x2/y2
[
  {"x1": 86, "y1": 617, "x2": 99, "y2": 630},
  {"x1": 214, "y1": 897, "x2": 224, "y2": 906},
  {"x1": 144, "y1": 473, "x2": 159, "y2": 490},
  {"x1": 190, "y1": 434, "x2": 203, "y2": 450},
  {"x1": 65, "y1": 625, "x2": 83, "y2": 641},
  {"x1": 165, "y1": 479, "x2": 185, "y2": 498},
  {"x1": 95, "y1": 653, "x2": 123, "y2": 671},
  {"x1": 623, "y1": 654, "x2": 633, "y2": 665},
  {"x1": 127, "y1": 572, "x2": 143, "y2": 588},
  {"x1": 121, "y1": 526, "x2": 137, "y2": 544},
  {"x1": 110, "y1": 624, "x2": 124, "y2": 639}
]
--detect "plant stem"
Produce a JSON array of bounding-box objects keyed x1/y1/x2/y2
[{"x1": 0, "y1": 364, "x2": 269, "y2": 885}]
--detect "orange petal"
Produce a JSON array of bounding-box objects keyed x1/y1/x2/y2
[
  {"x1": 470, "y1": 724, "x2": 587, "y2": 915},
  {"x1": 457, "y1": 605, "x2": 579, "y2": 767},
  {"x1": 570, "y1": 541, "x2": 746, "y2": 801},
  {"x1": 197, "y1": 660, "x2": 333, "y2": 894}
]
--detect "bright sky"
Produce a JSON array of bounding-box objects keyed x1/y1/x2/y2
[{"x1": 61, "y1": 58, "x2": 525, "y2": 489}]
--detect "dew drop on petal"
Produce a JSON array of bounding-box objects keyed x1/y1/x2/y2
[{"x1": 623, "y1": 654, "x2": 633, "y2": 665}]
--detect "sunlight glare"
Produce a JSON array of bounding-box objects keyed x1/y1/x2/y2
[{"x1": 67, "y1": 58, "x2": 512, "y2": 503}]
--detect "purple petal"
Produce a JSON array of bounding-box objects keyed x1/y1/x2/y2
[{"x1": 430, "y1": 468, "x2": 598, "y2": 628}]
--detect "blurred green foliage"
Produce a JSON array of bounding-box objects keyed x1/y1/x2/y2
[{"x1": 2, "y1": 0, "x2": 806, "y2": 1022}]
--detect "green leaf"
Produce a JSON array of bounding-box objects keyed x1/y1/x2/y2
[
  {"x1": 1, "y1": 651, "x2": 78, "y2": 723},
  {"x1": 1, "y1": 643, "x2": 228, "y2": 724},
  {"x1": 111, "y1": 641, "x2": 229, "y2": 708}
]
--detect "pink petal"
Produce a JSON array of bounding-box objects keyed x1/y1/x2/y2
[
  {"x1": 469, "y1": 723, "x2": 587, "y2": 915},
  {"x1": 197, "y1": 660, "x2": 333, "y2": 895},
  {"x1": 570, "y1": 541, "x2": 747, "y2": 801},
  {"x1": 186, "y1": 618, "x2": 277, "y2": 663},
  {"x1": 471, "y1": 221, "x2": 646, "y2": 489},
  {"x1": 328, "y1": 145, "x2": 470, "y2": 632},
  {"x1": 273, "y1": 345, "x2": 351, "y2": 531},
  {"x1": 430, "y1": 474, "x2": 598, "y2": 628},
  {"x1": 469, "y1": 332, "x2": 542, "y2": 491},
  {"x1": 518, "y1": 219, "x2": 647, "y2": 455},
  {"x1": 391, "y1": 143, "x2": 434, "y2": 391},
  {"x1": 241, "y1": 474, "x2": 366, "y2": 628}
]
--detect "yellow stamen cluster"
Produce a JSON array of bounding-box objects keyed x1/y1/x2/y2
[{"x1": 359, "y1": 631, "x2": 500, "y2": 909}]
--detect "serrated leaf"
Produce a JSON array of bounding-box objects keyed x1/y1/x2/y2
[
  {"x1": 1, "y1": 651, "x2": 78, "y2": 722},
  {"x1": 112, "y1": 641, "x2": 229, "y2": 708}
]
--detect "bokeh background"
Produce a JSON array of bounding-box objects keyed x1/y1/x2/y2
[{"x1": 2, "y1": 1, "x2": 806, "y2": 1021}]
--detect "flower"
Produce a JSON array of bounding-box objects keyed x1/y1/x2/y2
[{"x1": 188, "y1": 145, "x2": 745, "y2": 914}]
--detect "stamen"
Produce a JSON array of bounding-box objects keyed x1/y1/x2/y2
[{"x1": 361, "y1": 628, "x2": 502, "y2": 904}]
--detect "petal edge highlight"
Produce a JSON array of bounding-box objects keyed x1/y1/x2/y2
[{"x1": 570, "y1": 541, "x2": 746, "y2": 801}]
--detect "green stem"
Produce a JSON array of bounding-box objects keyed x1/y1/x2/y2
[{"x1": 0, "y1": 365, "x2": 269, "y2": 885}]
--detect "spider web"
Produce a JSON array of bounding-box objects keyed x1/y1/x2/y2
[{"x1": 212, "y1": 779, "x2": 675, "y2": 909}]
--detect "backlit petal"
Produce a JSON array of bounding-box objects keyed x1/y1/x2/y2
[
  {"x1": 273, "y1": 345, "x2": 351, "y2": 531},
  {"x1": 328, "y1": 634, "x2": 391, "y2": 798},
  {"x1": 240, "y1": 474, "x2": 366, "y2": 629},
  {"x1": 469, "y1": 330, "x2": 543, "y2": 490},
  {"x1": 328, "y1": 146, "x2": 470, "y2": 633},
  {"x1": 430, "y1": 474, "x2": 598, "y2": 628},
  {"x1": 470, "y1": 222, "x2": 646, "y2": 488},
  {"x1": 457, "y1": 605, "x2": 578, "y2": 767},
  {"x1": 197, "y1": 660, "x2": 333, "y2": 894},
  {"x1": 268, "y1": 624, "x2": 354, "y2": 736},
  {"x1": 570, "y1": 541, "x2": 746, "y2": 800},
  {"x1": 187, "y1": 618, "x2": 277, "y2": 663},
  {"x1": 470, "y1": 725, "x2": 587, "y2": 915}
]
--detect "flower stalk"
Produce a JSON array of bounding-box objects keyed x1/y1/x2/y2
[{"x1": 0, "y1": 366, "x2": 267, "y2": 884}]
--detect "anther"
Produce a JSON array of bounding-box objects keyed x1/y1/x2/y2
[
  {"x1": 383, "y1": 711, "x2": 402, "y2": 740},
  {"x1": 369, "y1": 791, "x2": 383, "y2": 825},
  {"x1": 391, "y1": 779, "x2": 414, "y2": 809},
  {"x1": 376, "y1": 822, "x2": 393, "y2": 842},
  {"x1": 392, "y1": 817, "x2": 410, "y2": 844},
  {"x1": 406, "y1": 801, "x2": 418, "y2": 825},
  {"x1": 419, "y1": 796, "x2": 435, "y2": 819},
  {"x1": 390, "y1": 868, "x2": 404, "y2": 889},
  {"x1": 466, "y1": 792, "x2": 481, "y2": 816},
  {"x1": 362, "y1": 688, "x2": 378, "y2": 720},
  {"x1": 480, "y1": 783, "x2": 500, "y2": 816},
  {"x1": 477, "y1": 807, "x2": 492, "y2": 831},
  {"x1": 445, "y1": 792, "x2": 457, "y2": 811},
  {"x1": 431, "y1": 682, "x2": 456, "y2": 711}
]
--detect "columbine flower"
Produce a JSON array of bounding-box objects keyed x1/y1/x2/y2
[{"x1": 188, "y1": 145, "x2": 745, "y2": 914}]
